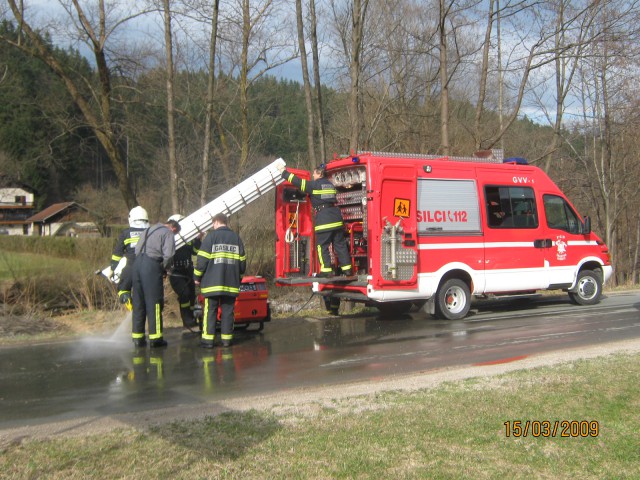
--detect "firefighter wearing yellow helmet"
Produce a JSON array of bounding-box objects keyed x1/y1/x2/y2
[{"x1": 109, "y1": 206, "x2": 149, "y2": 309}]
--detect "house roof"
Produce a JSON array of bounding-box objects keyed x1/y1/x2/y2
[{"x1": 26, "y1": 202, "x2": 87, "y2": 223}]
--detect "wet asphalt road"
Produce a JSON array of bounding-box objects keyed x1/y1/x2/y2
[{"x1": 1, "y1": 291, "x2": 639, "y2": 431}]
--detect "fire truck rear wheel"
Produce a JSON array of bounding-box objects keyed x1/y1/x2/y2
[
  {"x1": 568, "y1": 269, "x2": 602, "y2": 306},
  {"x1": 435, "y1": 278, "x2": 471, "y2": 320}
]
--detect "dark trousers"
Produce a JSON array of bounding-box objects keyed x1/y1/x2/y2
[
  {"x1": 202, "y1": 296, "x2": 236, "y2": 344},
  {"x1": 132, "y1": 255, "x2": 165, "y2": 341},
  {"x1": 169, "y1": 269, "x2": 196, "y2": 328},
  {"x1": 116, "y1": 256, "x2": 135, "y2": 300},
  {"x1": 316, "y1": 228, "x2": 351, "y2": 273}
]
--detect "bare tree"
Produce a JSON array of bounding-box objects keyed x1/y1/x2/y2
[
  {"x1": 473, "y1": 0, "x2": 495, "y2": 151},
  {"x1": 1, "y1": 0, "x2": 142, "y2": 209},
  {"x1": 200, "y1": 0, "x2": 220, "y2": 206},
  {"x1": 295, "y1": 0, "x2": 317, "y2": 169},
  {"x1": 438, "y1": 0, "x2": 452, "y2": 155},
  {"x1": 538, "y1": 0, "x2": 601, "y2": 172},
  {"x1": 349, "y1": 0, "x2": 369, "y2": 152},
  {"x1": 233, "y1": 0, "x2": 296, "y2": 179},
  {"x1": 162, "y1": 0, "x2": 179, "y2": 213},
  {"x1": 563, "y1": 0, "x2": 640, "y2": 284},
  {"x1": 309, "y1": 0, "x2": 326, "y2": 162}
]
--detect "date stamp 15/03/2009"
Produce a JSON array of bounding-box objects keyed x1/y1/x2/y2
[{"x1": 503, "y1": 420, "x2": 600, "y2": 438}]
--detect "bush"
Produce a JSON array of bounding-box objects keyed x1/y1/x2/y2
[
  {"x1": 0, "y1": 237, "x2": 118, "y2": 313},
  {"x1": 0, "y1": 236, "x2": 114, "y2": 261}
]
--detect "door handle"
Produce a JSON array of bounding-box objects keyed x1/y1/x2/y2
[{"x1": 534, "y1": 239, "x2": 552, "y2": 248}]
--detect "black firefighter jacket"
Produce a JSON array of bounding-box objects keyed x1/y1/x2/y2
[
  {"x1": 281, "y1": 170, "x2": 344, "y2": 232},
  {"x1": 110, "y1": 227, "x2": 146, "y2": 270},
  {"x1": 194, "y1": 226, "x2": 246, "y2": 297}
]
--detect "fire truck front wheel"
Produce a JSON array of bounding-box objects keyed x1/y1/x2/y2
[
  {"x1": 568, "y1": 269, "x2": 602, "y2": 306},
  {"x1": 435, "y1": 278, "x2": 471, "y2": 320}
]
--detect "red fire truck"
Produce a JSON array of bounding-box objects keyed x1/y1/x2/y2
[{"x1": 275, "y1": 152, "x2": 613, "y2": 320}]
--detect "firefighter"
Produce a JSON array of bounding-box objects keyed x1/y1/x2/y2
[
  {"x1": 130, "y1": 219, "x2": 179, "y2": 348},
  {"x1": 194, "y1": 213, "x2": 246, "y2": 349},
  {"x1": 166, "y1": 214, "x2": 202, "y2": 331},
  {"x1": 278, "y1": 163, "x2": 352, "y2": 277},
  {"x1": 110, "y1": 206, "x2": 149, "y2": 309}
]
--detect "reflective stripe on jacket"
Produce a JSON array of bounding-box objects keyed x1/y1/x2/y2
[
  {"x1": 110, "y1": 227, "x2": 146, "y2": 269},
  {"x1": 194, "y1": 226, "x2": 246, "y2": 297},
  {"x1": 282, "y1": 170, "x2": 344, "y2": 232}
]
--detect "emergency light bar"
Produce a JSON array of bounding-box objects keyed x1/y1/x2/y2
[
  {"x1": 173, "y1": 157, "x2": 286, "y2": 250},
  {"x1": 353, "y1": 150, "x2": 504, "y2": 163}
]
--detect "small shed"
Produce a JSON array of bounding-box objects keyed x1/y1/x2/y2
[{"x1": 26, "y1": 202, "x2": 97, "y2": 237}]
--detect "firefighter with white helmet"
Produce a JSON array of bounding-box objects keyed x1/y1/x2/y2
[
  {"x1": 109, "y1": 206, "x2": 149, "y2": 308},
  {"x1": 166, "y1": 214, "x2": 202, "y2": 331}
]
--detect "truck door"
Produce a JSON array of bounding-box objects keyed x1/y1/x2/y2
[
  {"x1": 375, "y1": 164, "x2": 419, "y2": 288},
  {"x1": 541, "y1": 194, "x2": 590, "y2": 288},
  {"x1": 482, "y1": 185, "x2": 549, "y2": 292},
  {"x1": 275, "y1": 168, "x2": 314, "y2": 280}
]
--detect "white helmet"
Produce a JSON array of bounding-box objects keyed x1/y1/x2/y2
[
  {"x1": 168, "y1": 214, "x2": 185, "y2": 222},
  {"x1": 128, "y1": 206, "x2": 149, "y2": 228}
]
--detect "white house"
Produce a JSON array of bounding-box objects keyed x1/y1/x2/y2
[{"x1": 0, "y1": 187, "x2": 36, "y2": 235}]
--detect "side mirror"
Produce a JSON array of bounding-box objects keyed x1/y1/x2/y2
[{"x1": 582, "y1": 216, "x2": 591, "y2": 235}]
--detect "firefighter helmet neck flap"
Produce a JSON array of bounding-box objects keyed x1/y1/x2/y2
[{"x1": 129, "y1": 206, "x2": 149, "y2": 228}]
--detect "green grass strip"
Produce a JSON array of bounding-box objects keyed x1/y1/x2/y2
[{"x1": 1, "y1": 352, "x2": 639, "y2": 479}]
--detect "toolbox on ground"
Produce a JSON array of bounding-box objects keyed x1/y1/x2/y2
[{"x1": 195, "y1": 276, "x2": 271, "y2": 331}]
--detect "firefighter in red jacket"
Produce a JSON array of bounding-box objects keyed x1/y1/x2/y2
[
  {"x1": 279, "y1": 163, "x2": 352, "y2": 277},
  {"x1": 194, "y1": 213, "x2": 246, "y2": 348},
  {"x1": 110, "y1": 206, "x2": 149, "y2": 308}
]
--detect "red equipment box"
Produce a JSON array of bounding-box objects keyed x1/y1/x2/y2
[{"x1": 195, "y1": 276, "x2": 271, "y2": 331}]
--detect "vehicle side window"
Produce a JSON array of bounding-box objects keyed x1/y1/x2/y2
[
  {"x1": 543, "y1": 194, "x2": 580, "y2": 234},
  {"x1": 485, "y1": 186, "x2": 538, "y2": 229}
]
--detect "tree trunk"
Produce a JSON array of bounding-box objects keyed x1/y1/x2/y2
[
  {"x1": 163, "y1": 0, "x2": 179, "y2": 213},
  {"x1": 240, "y1": 0, "x2": 251, "y2": 178},
  {"x1": 201, "y1": 0, "x2": 220, "y2": 206},
  {"x1": 439, "y1": 0, "x2": 450, "y2": 156},
  {"x1": 295, "y1": 0, "x2": 317, "y2": 170},
  {"x1": 349, "y1": 0, "x2": 368, "y2": 153},
  {"x1": 473, "y1": 0, "x2": 494, "y2": 151},
  {"x1": 309, "y1": 0, "x2": 326, "y2": 163}
]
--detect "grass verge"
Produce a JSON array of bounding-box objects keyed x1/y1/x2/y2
[{"x1": 1, "y1": 352, "x2": 638, "y2": 479}]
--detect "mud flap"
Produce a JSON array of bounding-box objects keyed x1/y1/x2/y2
[{"x1": 423, "y1": 297, "x2": 436, "y2": 316}]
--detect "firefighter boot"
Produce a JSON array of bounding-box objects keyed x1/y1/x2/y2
[{"x1": 150, "y1": 338, "x2": 168, "y2": 348}]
